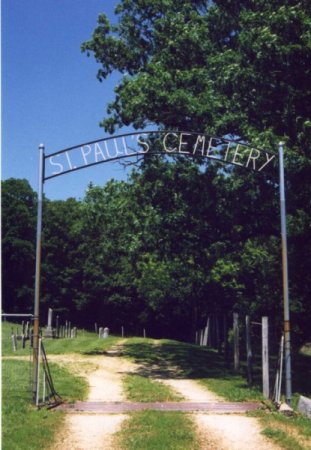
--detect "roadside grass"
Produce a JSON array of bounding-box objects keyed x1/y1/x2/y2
[
  {"x1": 2, "y1": 321, "x2": 121, "y2": 356},
  {"x1": 114, "y1": 410, "x2": 199, "y2": 450},
  {"x1": 43, "y1": 332, "x2": 120, "y2": 355},
  {"x1": 250, "y1": 410, "x2": 311, "y2": 450},
  {"x1": 123, "y1": 374, "x2": 183, "y2": 402},
  {"x1": 199, "y1": 376, "x2": 263, "y2": 401},
  {"x1": 2, "y1": 358, "x2": 88, "y2": 450}
]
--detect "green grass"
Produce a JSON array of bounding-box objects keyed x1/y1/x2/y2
[
  {"x1": 199, "y1": 376, "x2": 263, "y2": 401},
  {"x1": 123, "y1": 374, "x2": 183, "y2": 402},
  {"x1": 3, "y1": 323, "x2": 311, "y2": 449},
  {"x1": 42, "y1": 332, "x2": 120, "y2": 355},
  {"x1": 2, "y1": 358, "x2": 88, "y2": 450},
  {"x1": 122, "y1": 338, "x2": 263, "y2": 401},
  {"x1": 2, "y1": 321, "x2": 121, "y2": 356},
  {"x1": 115, "y1": 410, "x2": 199, "y2": 450},
  {"x1": 250, "y1": 410, "x2": 311, "y2": 450}
]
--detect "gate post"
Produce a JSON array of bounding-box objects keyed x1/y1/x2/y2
[
  {"x1": 32, "y1": 144, "x2": 45, "y2": 403},
  {"x1": 278, "y1": 142, "x2": 292, "y2": 405},
  {"x1": 262, "y1": 316, "x2": 269, "y2": 398}
]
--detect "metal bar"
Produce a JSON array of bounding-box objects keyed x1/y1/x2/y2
[
  {"x1": 2, "y1": 313, "x2": 34, "y2": 318},
  {"x1": 45, "y1": 130, "x2": 274, "y2": 158},
  {"x1": 262, "y1": 316, "x2": 269, "y2": 398},
  {"x1": 36, "y1": 337, "x2": 42, "y2": 406},
  {"x1": 32, "y1": 144, "x2": 45, "y2": 404},
  {"x1": 279, "y1": 142, "x2": 292, "y2": 405},
  {"x1": 277, "y1": 335, "x2": 285, "y2": 403},
  {"x1": 43, "y1": 372, "x2": 46, "y2": 403},
  {"x1": 44, "y1": 149, "x2": 275, "y2": 182},
  {"x1": 43, "y1": 131, "x2": 277, "y2": 181}
]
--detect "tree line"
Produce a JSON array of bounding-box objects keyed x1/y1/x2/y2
[
  {"x1": 2, "y1": 154, "x2": 310, "y2": 347},
  {"x1": 3, "y1": 0, "x2": 310, "y2": 345}
]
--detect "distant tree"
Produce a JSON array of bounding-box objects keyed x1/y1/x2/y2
[
  {"x1": 2, "y1": 179, "x2": 36, "y2": 313},
  {"x1": 41, "y1": 198, "x2": 83, "y2": 324}
]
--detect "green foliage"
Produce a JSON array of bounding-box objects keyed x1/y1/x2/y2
[
  {"x1": 82, "y1": 1, "x2": 311, "y2": 154},
  {"x1": 1, "y1": 179, "x2": 36, "y2": 313},
  {"x1": 41, "y1": 197, "x2": 85, "y2": 323}
]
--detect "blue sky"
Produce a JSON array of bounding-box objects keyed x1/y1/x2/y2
[{"x1": 2, "y1": 0, "x2": 138, "y2": 200}]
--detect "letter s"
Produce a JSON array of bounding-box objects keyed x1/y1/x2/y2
[
  {"x1": 49, "y1": 155, "x2": 63, "y2": 175},
  {"x1": 137, "y1": 134, "x2": 150, "y2": 153}
]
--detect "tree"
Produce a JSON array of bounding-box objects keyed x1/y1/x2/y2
[
  {"x1": 82, "y1": 0, "x2": 311, "y2": 153},
  {"x1": 2, "y1": 179, "x2": 36, "y2": 313},
  {"x1": 40, "y1": 197, "x2": 83, "y2": 324},
  {"x1": 82, "y1": 0, "x2": 311, "y2": 345}
]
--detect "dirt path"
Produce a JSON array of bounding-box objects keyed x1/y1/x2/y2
[
  {"x1": 48, "y1": 352, "x2": 138, "y2": 450},
  {"x1": 159, "y1": 379, "x2": 281, "y2": 449},
  {"x1": 47, "y1": 348, "x2": 282, "y2": 450}
]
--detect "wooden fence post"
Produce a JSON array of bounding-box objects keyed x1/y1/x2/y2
[
  {"x1": 11, "y1": 333, "x2": 17, "y2": 352},
  {"x1": 245, "y1": 315, "x2": 253, "y2": 385},
  {"x1": 233, "y1": 313, "x2": 240, "y2": 372},
  {"x1": 56, "y1": 315, "x2": 59, "y2": 338},
  {"x1": 223, "y1": 314, "x2": 228, "y2": 359}
]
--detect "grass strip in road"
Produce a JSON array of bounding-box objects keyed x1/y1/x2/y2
[
  {"x1": 2, "y1": 358, "x2": 88, "y2": 450},
  {"x1": 115, "y1": 410, "x2": 199, "y2": 450},
  {"x1": 123, "y1": 374, "x2": 183, "y2": 402}
]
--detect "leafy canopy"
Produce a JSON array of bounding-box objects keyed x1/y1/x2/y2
[{"x1": 82, "y1": 0, "x2": 311, "y2": 156}]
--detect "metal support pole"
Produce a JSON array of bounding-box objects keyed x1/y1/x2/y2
[
  {"x1": 279, "y1": 142, "x2": 292, "y2": 405},
  {"x1": 32, "y1": 144, "x2": 45, "y2": 403},
  {"x1": 36, "y1": 338, "x2": 42, "y2": 406}
]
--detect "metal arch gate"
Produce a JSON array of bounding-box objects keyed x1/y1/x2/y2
[{"x1": 32, "y1": 130, "x2": 292, "y2": 405}]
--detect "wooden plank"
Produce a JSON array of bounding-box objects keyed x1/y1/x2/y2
[{"x1": 233, "y1": 313, "x2": 239, "y2": 371}]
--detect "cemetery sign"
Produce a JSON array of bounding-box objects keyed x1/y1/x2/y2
[{"x1": 44, "y1": 131, "x2": 276, "y2": 180}]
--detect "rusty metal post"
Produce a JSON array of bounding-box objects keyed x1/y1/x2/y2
[
  {"x1": 32, "y1": 144, "x2": 45, "y2": 403},
  {"x1": 279, "y1": 142, "x2": 292, "y2": 405}
]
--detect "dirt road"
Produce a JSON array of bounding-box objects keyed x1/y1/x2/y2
[{"x1": 48, "y1": 347, "x2": 281, "y2": 450}]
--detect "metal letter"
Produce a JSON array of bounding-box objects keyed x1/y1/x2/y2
[{"x1": 163, "y1": 133, "x2": 178, "y2": 153}]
